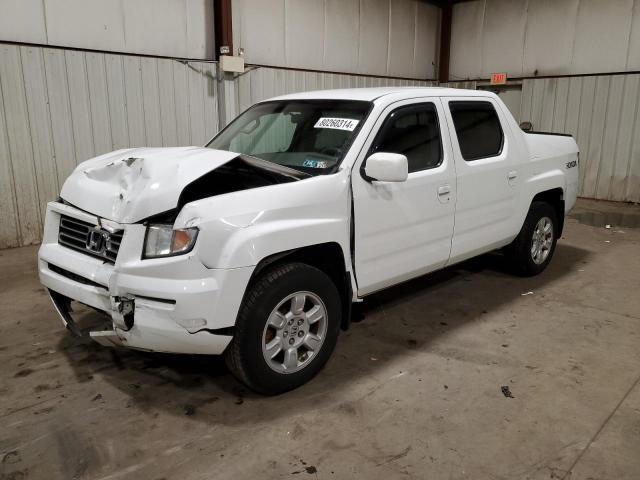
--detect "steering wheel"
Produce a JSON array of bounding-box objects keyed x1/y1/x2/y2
[{"x1": 319, "y1": 147, "x2": 342, "y2": 157}]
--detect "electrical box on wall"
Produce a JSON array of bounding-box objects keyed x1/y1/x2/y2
[{"x1": 220, "y1": 55, "x2": 245, "y2": 73}]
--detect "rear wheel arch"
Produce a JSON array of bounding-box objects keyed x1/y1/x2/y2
[
  {"x1": 531, "y1": 188, "x2": 565, "y2": 237},
  {"x1": 506, "y1": 201, "x2": 559, "y2": 276}
]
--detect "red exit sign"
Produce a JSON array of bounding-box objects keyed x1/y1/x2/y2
[{"x1": 491, "y1": 72, "x2": 507, "y2": 85}]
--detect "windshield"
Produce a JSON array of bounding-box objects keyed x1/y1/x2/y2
[{"x1": 207, "y1": 100, "x2": 371, "y2": 175}]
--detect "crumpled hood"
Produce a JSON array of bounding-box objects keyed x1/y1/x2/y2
[{"x1": 60, "y1": 147, "x2": 239, "y2": 223}]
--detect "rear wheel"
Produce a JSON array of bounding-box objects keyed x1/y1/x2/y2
[
  {"x1": 225, "y1": 262, "x2": 341, "y2": 395},
  {"x1": 505, "y1": 201, "x2": 558, "y2": 276}
]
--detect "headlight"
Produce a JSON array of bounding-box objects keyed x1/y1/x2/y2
[{"x1": 143, "y1": 224, "x2": 198, "y2": 259}]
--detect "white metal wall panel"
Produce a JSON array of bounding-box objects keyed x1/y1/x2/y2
[
  {"x1": 449, "y1": 0, "x2": 485, "y2": 81},
  {"x1": 414, "y1": 1, "x2": 440, "y2": 79},
  {"x1": 324, "y1": 0, "x2": 360, "y2": 73},
  {"x1": 65, "y1": 50, "x2": 96, "y2": 163},
  {"x1": 20, "y1": 46, "x2": 59, "y2": 222},
  {"x1": 387, "y1": 0, "x2": 417, "y2": 78},
  {"x1": 104, "y1": 54, "x2": 130, "y2": 150},
  {"x1": 236, "y1": 0, "x2": 287, "y2": 68},
  {"x1": 440, "y1": 81, "x2": 478, "y2": 90},
  {"x1": 520, "y1": 75, "x2": 640, "y2": 203},
  {"x1": 0, "y1": 0, "x2": 214, "y2": 60},
  {"x1": 233, "y1": 0, "x2": 440, "y2": 79},
  {"x1": 480, "y1": 0, "x2": 527, "y2": 78},
  {"x1": 611, "y1": 76, "x2": 640, "y2": 201},
  {"x1": 523, "y1": 0, "x2": 579, "y2": 77},
  {"x1": 188, "y1": 62, "x2": 207, "y2": 146},
  {"x1": 202, "y1": 63, "x2": 219, "y2": 145},
  {"x1": 123, "y1": 56, "x2": 147, "y2": 147},
  {"x1": 451, "y1": 0, "x2": 640, "y2": 80},
  {"x1": 0, "y1": 44, "x2": 219, "y2": 248},
  {"x1": 186, "y1": 0, "x2": 215, "y2": 60},
  {"x1": 140, "y1": 57, "x2": 163, "y2": 147},
  {"x1": 123, "y1": 0, "x2": 193, "y2": 60},
  {"x1": 158, "y1": 59, "x2": 179, "y2": 147},
  {"x1": 571, "y1": 0, "x2": 634, "y2": 75},
  {"x1": 0, "y1": 52, "x2": 21, "y2": 249},
  {"x1": 0, "y1": 0, "x2": 47, "y2": 45},
  {"x1": 45, "y1": 0, "x2": 127, "y2": 55},
  {"x1": 86, "y1": 52, "x2": 114, "y2": 155},
  {"x1": 0, "y1": 45, "x2": 42, "y2": 245},
  {"x1": 43, "y1": 48, "x2": 77, "y2": 183},
  {"x1": 358, "y1": 0, "x2": 391, "y2": 76},
  {"x1": 234, "y1": 65, "x2": 435, "y2": 108},
  {"x1": 628, "y1": 1, "x2": 640, "y2": 70},
  {"x1": 173, "y1": 62, "x2": 192, "y2": 146},
  {"x1": 285, "y1": 0, "x2": 325, "y2": 71}
]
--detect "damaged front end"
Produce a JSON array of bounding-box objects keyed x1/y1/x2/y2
[
  {"x1": 39, "y1": 147, "x2": 307, "y2": 354},
  {"x1": 60, "y1": 146, "x2": 306, "y2": 224}
]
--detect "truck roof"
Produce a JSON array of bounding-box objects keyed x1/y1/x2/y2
[{"x1": 268, "y1": 87, "x2": 496, "y2": 103}]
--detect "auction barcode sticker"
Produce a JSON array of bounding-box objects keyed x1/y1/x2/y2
[{"x1": 314, "y1": 117, "x2": 360, "y2": 131}]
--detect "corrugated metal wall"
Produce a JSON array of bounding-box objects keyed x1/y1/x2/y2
[
  {"x1": 231, "y1": 0, "x2": 441, "y2": 80},
  {"x1": 0, "y1": 0, "x2": 215, "y2": 59},
  {"x1": 450, "y1": 0, "x2": 640, "y2": 80},
  {"x1": 0, "y1": 43, "x2": 219, "y2": 249},
  {"x1": 234, "y1": 66, "x2": 435, "y2": 113},
  {"x1": 0, "y1": 44, "x2": 437, "y2": 249},
  {"x1": 520, "y1": 75, "x2": 640, "y2": 203},
  {"x1": 2, "y1": 41, "x2": 639, "y2": 249}
]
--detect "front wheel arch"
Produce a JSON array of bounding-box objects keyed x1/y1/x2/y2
[{"x1": 248, "y1": 242, "x2": 353, "y2": 330}]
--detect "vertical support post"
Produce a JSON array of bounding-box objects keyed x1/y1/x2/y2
[
  {"x1": 214, "y1": 0, "x2": 237, "y2": 129},
  {"x1": 438, "y1": 0, "x2": 453, "y2": 84},
  {"x1": 214, "y1": 0, "x2": 234, "y2": 59}
]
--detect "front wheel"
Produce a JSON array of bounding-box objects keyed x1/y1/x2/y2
[
  {"x1": 225, "y1": 262, "x2": 341, "y2": 395},
  {"x1": 505, "y1": 201, "x2": 559, "y2": 276}
]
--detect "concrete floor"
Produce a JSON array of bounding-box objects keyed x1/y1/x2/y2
[{"x1": 1, "y1": 198, "x2": 639, "y2": 480}]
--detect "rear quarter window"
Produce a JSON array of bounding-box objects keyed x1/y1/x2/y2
[{"x1": 449, "y1": 101, "x2": 504, "y2": 161}]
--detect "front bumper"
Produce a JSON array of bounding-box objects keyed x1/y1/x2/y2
[{"x1": 38, "y1": 202, "x2": 253, "y2": 355}]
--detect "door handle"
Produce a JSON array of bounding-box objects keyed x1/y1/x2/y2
[
  {"x1": 508, "y1": 170, "x2": 518, "y2": 180},
  {"x1": 437, "y1": 185, "x2": 451, "y2": 204}
]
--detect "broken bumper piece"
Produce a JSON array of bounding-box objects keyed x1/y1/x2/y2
[
  {"x1": 41, "y1": 256, "x2": 248, "y2": 355},
  {"x1": 48, "y1": 289, "x2": 125, "y2": 347}
]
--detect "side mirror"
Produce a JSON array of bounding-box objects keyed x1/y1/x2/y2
[
  {"x1": 520, "y1": 121, "x2": 533, "y2": 132},
  {"x1": 364, "y1": 152, "x2": 408, "y2": 182}
]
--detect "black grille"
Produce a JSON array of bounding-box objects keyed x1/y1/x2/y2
[
  {"x1": 58, "y1": 215, "x2": 123, "y2": 263},
  {"x1": 48, "y1": 263, "x2": 107, "y2": 290}
]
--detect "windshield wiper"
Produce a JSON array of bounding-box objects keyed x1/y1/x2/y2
[{"x1": 237, "y1": 154, "x2": 312, "y2": 180}]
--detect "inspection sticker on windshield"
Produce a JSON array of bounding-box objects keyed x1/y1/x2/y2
[
  {"x1": 303, "y1": 159, "x2": 330, "y2": 169},
  {"x1": 314, "y1": 117, "x2": 360, "y2": 131}
]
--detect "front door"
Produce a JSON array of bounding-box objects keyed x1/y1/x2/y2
[{"x1": 352, "y1": 99, "x2": 456, "y2": 296}]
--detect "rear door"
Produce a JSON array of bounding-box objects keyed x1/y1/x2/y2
[
  {"x1": 351, "y1": 99, "x2": 456, "y2": 296},
  {"x1": 442, "y1": 96, "x2": 522, "y2": 264}
]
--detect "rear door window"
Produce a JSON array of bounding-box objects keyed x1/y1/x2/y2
[{"x1": 449, "y1": 101, "x2": 504, "y2": 161}]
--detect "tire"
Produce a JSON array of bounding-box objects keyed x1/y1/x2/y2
[
  {"x1": 505, "y1": 201, "x2": 559, "y2": 276},
  {"x1": 225, "y1": 262, "x2": 342, "y2": 395}
]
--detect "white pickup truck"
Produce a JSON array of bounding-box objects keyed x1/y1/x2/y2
[{"x1": 38, "y1": 87, "x2": 579, "y2": 394}]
